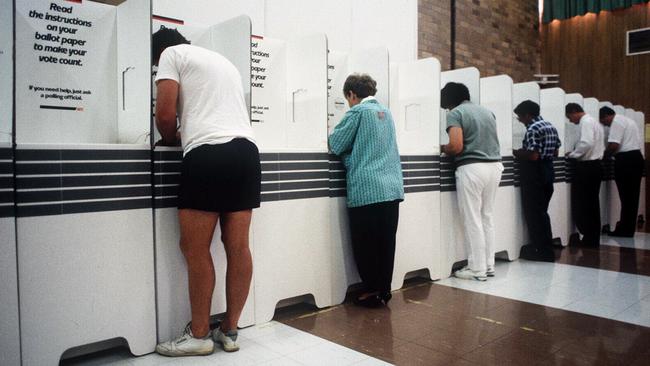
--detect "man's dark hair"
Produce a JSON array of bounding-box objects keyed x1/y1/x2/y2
[
  {"x1": 152, "y1": 27, "x2": 190, "y2": 63},
  {"x1": 599, "y1": 106, "x2": 616, "y2": 119},
  {"x1": 565, "y1": 103, "x2": 584, "y2": 115},
  {"x1": 343, "y1": 74, "x2": 377, "y2": 99},
  {"x1": 514, "y1": 100, "x2": 540, "y2": 117},
  {"x1": 440, "y1": 82, "x2": 470, "y2": 109}
]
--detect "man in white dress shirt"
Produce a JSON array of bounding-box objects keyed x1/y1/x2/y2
[
  {"x1": 599, "y1": 106, "x2": 644, "y2": 237},
  {"x1": 566, "y1": 103, "x2": 605, "y2": 247}
]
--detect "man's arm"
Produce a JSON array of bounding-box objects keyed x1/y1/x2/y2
[
  {"x1": 442, "y1": 127, "x2": 463, "y2": 156},
  {"x1": 155, "y1": 79, "x2": 180, "y2": 146},
  {"x1": 568, "y1": 120, "x2": 594, "y2": 159},
  {"x1": 606, "y1": 142, "x2": 620, "y2": 155}
]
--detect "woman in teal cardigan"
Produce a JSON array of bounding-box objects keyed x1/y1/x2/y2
[{"x1": 329, "y1": 74, "x2": 404, "y2": 307}]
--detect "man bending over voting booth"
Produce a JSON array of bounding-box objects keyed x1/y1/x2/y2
[{"x1": 153, "y1": 28, "x2": 260, "y2": 357}]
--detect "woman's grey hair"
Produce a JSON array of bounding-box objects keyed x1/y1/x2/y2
[{"x1": 343, "y1": 73, "x2": 377, "y2": 99}]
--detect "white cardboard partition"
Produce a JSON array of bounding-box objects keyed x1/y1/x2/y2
[
  {"x1": 14, "y1": 1, "x2": 156, "y2": 364},
  {"x1": 251, "y1": 34, "x2": 331, "y2": 323},
  {"x1": 584, "y1": 97, "x2": 608, "y2": 232},
  {"x1": 0, "y1": 0, "x2": 19, "y2": 363},
  {"x1": 390, "y1": 57, "x2": 441, "y2": 288},
  {"x1": 599, "y1": 100, "x2": 616, "y2": 231},
  {"x1": 481, "y1": 75, "x2": 522, "y2": 259},
  {"x1": 328, "y1": 48, "x2": 390, "y2": 303},
  {"x1": 0, "y1": 0, "x2": 12, "y2": 144},
  {"x1": 439, "y1": 67, "x2": 479, "y2": 277},
  {"x1": 565, "y1": 93, "x2": 585, "y2": 239},
  {"x1": 511, "y1": 82, "x2": 540, "y2": 249},
  {"x1": 153, "y1": 16, "x2": 256, "y2": 343},
  {"x1": 541, "y1": 88, "x2": 569, "y2": 246},
  {"x1": 631, "y1": 110, "x2": 646, "y2": 222},
  {"x1": 15, "y1": 0, "x2": 149, "y2": 145}
]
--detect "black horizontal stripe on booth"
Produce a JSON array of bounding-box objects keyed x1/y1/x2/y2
[
  {"x1": 16, "y1": 162, "x2": 151, "y2": 175},
  {"x1": 15, "y1": 149, "x2": 150, "y2": 161},
  {"x1": 154, "y1": 173, "x2": 180, "y2": 187},
  {"x1": 154, "y1": 163, "x2": 182, "y2": 175},
  {"x1": 400, "y1": 155, "x2": 440, "y2": 162},
  {"x1": 403, "y1": 169, "x2": 439, "y2": 178},
  {"x1": 403, "y1": 177, "x2": 439, "y2": 186},
  {"x1": 262, "y1": 180, "x2": 329, "y2": 192},
  {"x1": 154, "y1": 185, "x2": 179, "y2": 198},
  {"x1": 155, "y1": 197, "x2": 178, "y2": 209},
  {"x1": 16, "y1": 186, "x2": 152, "y2": 204},
  {"x1": 0, "y1": 205, "x2": 14, "y2": 218},
  {"x1": 16, "y1": 198, "x2": 152, "y2": 218},
  {"x1": 17, "y1": 174, "x2": 151, "y2": 189},
  {"x1": 329, "y1": 189, "x2": 347, "y2": 198},
  {"x1": 261, "y1": 161, "x2": 329, "y2": 172},
  {"x1": 0, "y1": 148, "x2": 12, "y2": 160},
  {"x1": 402, "y1": 162, "x2": 437, "y2": 170},
  {"x1": 262, "y1": 189, "x2": 329, "y2": 202},
  {"x1": 261, "y1": 152, "x2": 329, "y2": 161},
  {"x1": 14, "y1": 149, "x2": 153, "y2": 217},
  {"x1": 263, "y1": 171, "x2": 330, "y2": 182},
  {"x1": 404, "y1": 185, "x2": 438, "y2": 193}
]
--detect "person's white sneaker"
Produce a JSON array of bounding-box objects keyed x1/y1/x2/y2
[
  {"x1": 454, "y1": 266, "x2": 487, "y2": 281},
  {"x1": 156, "y1": 324, "x2": 214, "y2": 357},
  {"x1": 486, "y1": 265, "x2": 495, "y2": 277},
  {"x1": 213, "y1": 328, "x2": 240, "y2": 352}
]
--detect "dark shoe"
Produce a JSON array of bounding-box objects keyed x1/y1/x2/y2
[
  {"x1": 354, "y1": 294, "x2": 384, "y2": 308},
  {"x1": 608, "y1": 230, "x2": 635, "y2": 238}
]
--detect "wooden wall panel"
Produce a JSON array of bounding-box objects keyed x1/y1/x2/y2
[
  {"x1": 542, "y1": 3, "x2": 650, "y2": 224},
  {"x1": 541, "y1": 4, "x2": 650, "y2": 119}
]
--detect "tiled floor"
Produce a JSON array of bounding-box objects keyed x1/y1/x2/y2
[
  {"x1": 64, "y1": 233, "x2": 650, "y2": 365},
  {"x1": 62, "y1": 321, "x2": 391, "y2": 366}
]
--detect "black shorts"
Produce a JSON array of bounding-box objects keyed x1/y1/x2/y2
[{"x1": 178, "y1": 138, "x2": 261, "y2": 213}]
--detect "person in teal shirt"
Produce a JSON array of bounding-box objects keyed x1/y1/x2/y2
[{"x1": 329, "y1": 73, "x2": 404, "y2": 307}]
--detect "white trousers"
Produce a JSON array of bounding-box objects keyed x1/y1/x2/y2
[{"x1": 455, "y1": 162, "x2": 504, "y2": 272}]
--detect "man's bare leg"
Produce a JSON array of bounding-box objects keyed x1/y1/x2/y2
[
  {"x1": 219, "y1": 209, "x2": 253, "y2": 332},
  {"x1": 179, "y1": 208, "x2": 219, "y2": 338}
]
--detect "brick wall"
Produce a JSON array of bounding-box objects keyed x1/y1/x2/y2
[{"x1": 418, "y1": 0, "x2": 540, "y2": 83}]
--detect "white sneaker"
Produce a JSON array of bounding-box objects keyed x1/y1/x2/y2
[
  {"x1": 156, "y1": 324, "x2": 214, "y2": 357},
  {"x1": 213, "y1": 328, "x2": 240, "y2": 352},
  {"x1": 454, "y1": 266, "x2": 487, "y2": 281},
  {"x1": 486, "y1": 265, "x2": 495, "y2": 277}
]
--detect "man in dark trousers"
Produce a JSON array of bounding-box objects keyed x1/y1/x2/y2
[
  {"x1": 566, "y1": 103, "x2": 605, "y2": 247},
  {"x1": 514, "y1": 100, "x2": 560, "y2": 262},
  {"x1": 600, "y1": 106, "x2": 644, "y2": 237}
]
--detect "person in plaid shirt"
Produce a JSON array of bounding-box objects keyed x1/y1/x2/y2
[{"x1": 513, "y1": 100, "x2": 561, "y2": 262}]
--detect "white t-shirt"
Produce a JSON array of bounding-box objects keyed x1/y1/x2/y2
[
  {"x1": 568, "y1": 114, "x2": 605, "y2": 161},
  {"x1": 155, "y1": 44, "x2": 255, "y2": 156},
  {"x1": 608, "y1": 114, "x2": 641, "y2": 153}
]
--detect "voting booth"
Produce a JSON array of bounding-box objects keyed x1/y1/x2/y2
[
  {"x1": 481, "y1": 75, "x2": 523, "y2": 259},
  {"x1": 250, "y1": 33, "x2": 331, "y2": 323},
  {"x1": 625, "y1": 108, "x2": 646, "y2": 225},
  {"x1": 151, "y1": 15, "x2": 257, "y2": 343},
  {"x1": 541, "y1": 88, "x2": 569, "y2": 246},
  {"x1": 584, "y1": 97, "x2": 609, "y2": 233},
  {"x1": 328, "y1": 48, "x2": 391, "y2": 302},
  {"x1": 439, "y1": 67, "x2": 480, "y2": 276},
  {"x1": 564, "y1": 93, "x2": 586, "y2": 240},
  {"x1": 0, "y1": 0, "x2": 19, "y2": 364},
  {"x1": 390, "y1": 57, "x2": 442, "y2": 288},
  {"x1": 13, "y1": 1, "x2": 155, "y2": 364},
  {"x1": 511, "y1": 82, "x2": 541, "y2": 249}
]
